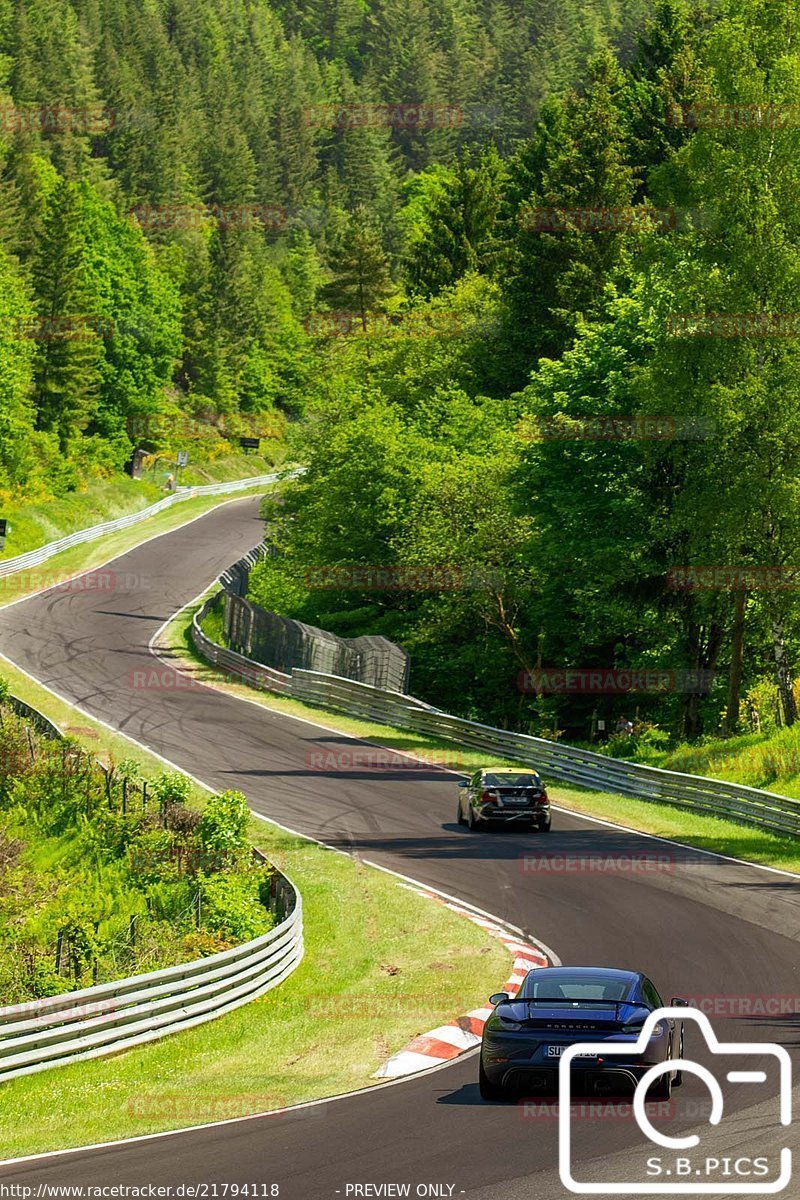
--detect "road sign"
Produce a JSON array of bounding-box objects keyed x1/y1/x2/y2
[
  {"x1": 0, "y1": 519, "x2": 6, "y2": 550},
  {"x1": 177, "y1": 450, "x2": 189, "y2": 468},
  {"x1": 240, "y1": 437, "x2": 261, "y2": 453}
]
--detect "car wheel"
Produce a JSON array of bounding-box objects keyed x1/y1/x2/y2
[
  {"x1": 457, "y1": 799, "x2": 467, "y2": 826},
  {"x1": 674, "y1": 1026, "x2": 684, "y2": 1087},
  {"x1": 650, "y1": 1041, "x2": 674, "y2": 1100},
  {"x1": 538, "y1": 818, "x2": 552, "y2": 833},
  {"x1": 479, "y1": 1058, "x2": 507, "y2": 1102}
]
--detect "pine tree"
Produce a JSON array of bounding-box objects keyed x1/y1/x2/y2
[
  {"x1": 502, "y1": 50, "x2": 636, "y2": 385},
  {"x1": 402, "y1": 147, "x2": 506, "y2": 296},
  {"x1": 321, "y1": 204, "x2": 393, "y2": 330},
  {"x1": 31, "y1": 179, "x2": 102, "y2": 448}
]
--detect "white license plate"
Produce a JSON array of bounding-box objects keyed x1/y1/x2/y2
[{"x1": 546, "y1": 1046, "x2": 596, "y2": 1058}]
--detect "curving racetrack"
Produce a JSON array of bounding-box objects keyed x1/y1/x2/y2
[{"x1": 0, "y1": 496, "x2": 797, "y2": 1198}]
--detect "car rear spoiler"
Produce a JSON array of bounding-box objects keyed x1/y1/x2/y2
[{"x1": 514, "y1": 999, "x2": 642, "y2": 1016}]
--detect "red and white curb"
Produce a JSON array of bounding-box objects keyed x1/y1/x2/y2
[{"x1": 373, "y1": 886, "x2": 550, "y2": 1079}]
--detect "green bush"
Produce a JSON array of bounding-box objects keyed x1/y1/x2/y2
[
  {"x1": 195, "y1": 871, "x2": 273, "y2": 944},
  {"x1": 198, "y1": 790, "x2": 250, "y2": 867},
  {"x1": 151, "y1": 771, "x2": 193, "y2": 808}
]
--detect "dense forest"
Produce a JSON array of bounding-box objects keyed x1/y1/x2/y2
[{"x1": 2, "y1": 0, "x2": 799, "y2": 746}]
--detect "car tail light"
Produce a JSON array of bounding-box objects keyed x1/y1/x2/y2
[
  {"x1": 481, "y1": 789, "x2": 499, "y2": 804},
  {"x1": 539, "y1": 790, "x2": 549, "y2": 804}
]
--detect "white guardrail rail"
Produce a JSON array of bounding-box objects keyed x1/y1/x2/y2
[
  {"x1": 0, "y1": 699, "x2": 303, "y2": 1083},
  {"x1": 192, "y1": 576, "x2": 800, "y2": 841},
  {"x1": 0, "y1": 471, "x2": 293, "y2": 579}
]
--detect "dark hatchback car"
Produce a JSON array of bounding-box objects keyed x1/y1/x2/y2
[
  {"x1": 479, "y1": 966, "x2": 686, "y2": 1101},
  {"x1": 457, "y1": 768, "x2": 551, "y2": 832}
]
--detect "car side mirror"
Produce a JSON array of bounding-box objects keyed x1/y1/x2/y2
[
  {"x1": 670, "y1": 996, "x2": 689, "y2": 1007},
  {"x1": 457, "y1": 780, "x2": 469, "y2": 788},
  {"x1": 489, "y1": 992, "x2": 510, "y2": 1006}
]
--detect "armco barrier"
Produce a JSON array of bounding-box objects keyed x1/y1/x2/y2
[
  {"x1": 190, "y1": 564, "x2": 800, "y2": 840},
  {"x1": 0, "y1": 695, "x2": 303, "y2": 1082},
  {"x1": 0, "y1": 896, "x2": 302, "y2": 1083},
  {"x1": 0, "y1": 470, "x2": 299, "y2": 579}
]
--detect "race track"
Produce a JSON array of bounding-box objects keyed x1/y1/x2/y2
[{"x1": 0, "y1": 496, "x2": 797, "y2": 1198}]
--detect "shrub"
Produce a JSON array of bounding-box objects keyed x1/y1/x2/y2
[
  {"x1": 127, "y1": 828, "x2": 176, "y2": 881},
  {"x1": 198, "y1": 790, "x2": 250, "y2": 867},
  {"x1": 151, "y1": 771, "x2": 193, "y2": 808},
  {"x1": 195, "y1": 870, "x2": 273, "y2": 942},
  {"x1": 145, "y1": 878, "x2": 196, "y2": 924}
]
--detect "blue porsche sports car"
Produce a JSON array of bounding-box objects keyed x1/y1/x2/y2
[{"x1": 479, "y1": 966, "x2": 686, "y2": 1101}]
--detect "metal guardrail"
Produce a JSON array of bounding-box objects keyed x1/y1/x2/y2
[
  {"x1": 190, "y1": 576, "x2": 800, "y2": 839},
  {"x1": 289, "y1": 674, "x2": 800, "y2": 838},
  {"x1": 0, "y1": 695, "x2": 303, "y2": 1082},
  {"x1": 0, "y1": 895, "x2": 302, "y2": 1083},
  {"x1": 192, "y1": 592, "x2": 292, "y2": 694},
  {"x1": 0, "y1": 471, "x2": 295, "y2": 579}
]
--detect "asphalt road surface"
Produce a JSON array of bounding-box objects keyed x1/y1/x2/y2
[{"x1": 0, "y1": 496, "x2": 797, "y2": 1198}]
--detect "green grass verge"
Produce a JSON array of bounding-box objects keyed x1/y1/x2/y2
[
  {"x1": 0, "y1": 450, "x2": 284, "y2": 562},
  {"x1": 162, "y1": 593, "x2": 800, "y2": 877}
]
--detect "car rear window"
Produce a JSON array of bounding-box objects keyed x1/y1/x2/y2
[
  {"x1": 521, "y1": 975, "x2": 632, "y2": 1002},
  {"x1": 484, "y1": 773, "x2": 540, "y2": 787}
]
